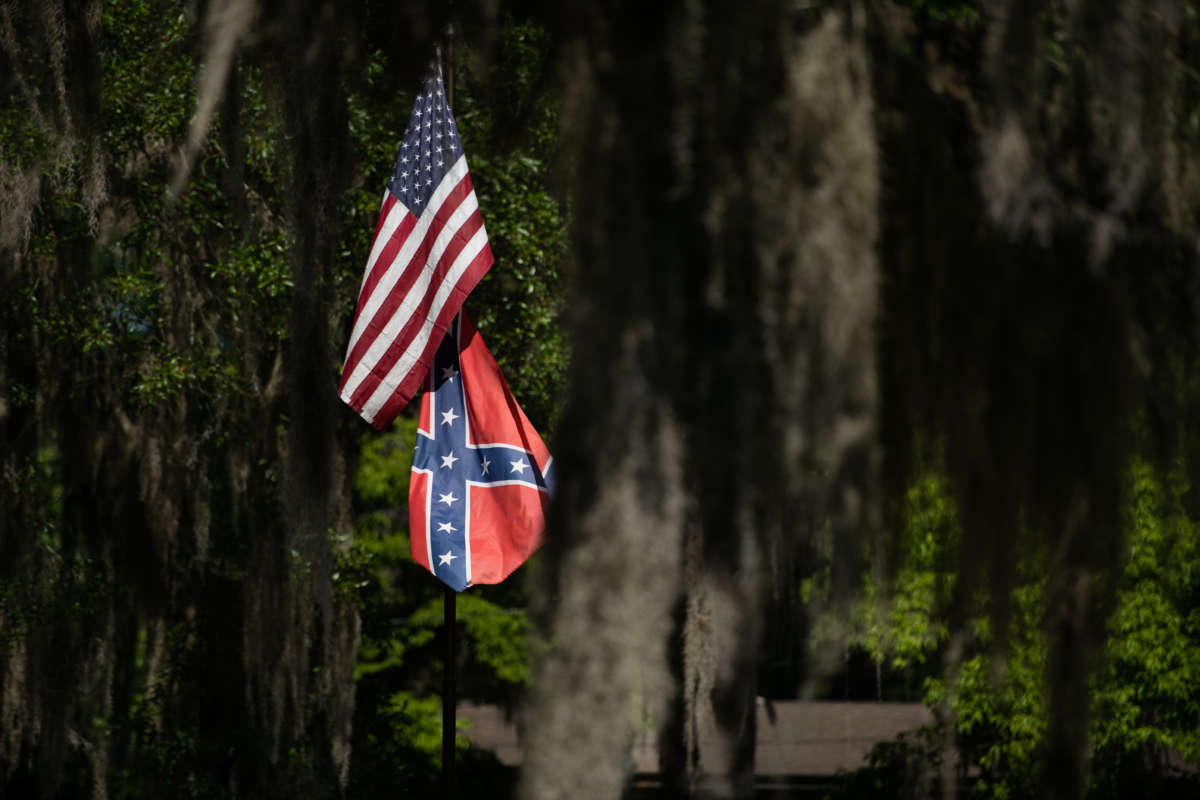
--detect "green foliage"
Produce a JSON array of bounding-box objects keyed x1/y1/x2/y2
[
  {"x1": 832, "y1": 458, "x2": 1200, "y2": 799},
  {"x1": 353, "y1": 419, "x2": 417, "y2": 510},
  {"x1": 457, "y1": 593, "x2": 537, "y2": 687},
  {"x1": 101, "y1": 3, "x2": 194, "y2": 149},
  {"x1": 934, "y1": 461, "x2": 1200, "y2": 799},
  {"x1": 804, "y1": 470, "x2": 957, "y2": 699},
  {"x1": 1090, "y1": 461, "x2": 1200, "y2": 796},
  {"x1": 926, "y1": 585, "x2": 1049, "y2": 800},
  {"x1": 865, "y1": 474, "x2": 956, "y2": 671}
]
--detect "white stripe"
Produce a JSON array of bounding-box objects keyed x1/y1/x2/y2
[
  {"x1": 466, "y1": 478, "x2": 551, "y2": 492},
  {"x1": 465, "y1": 440, "x2": 540, "y2": 455},
  {"x1": 343, "y1": 155, "x2": 470, "y2": 365},
  {"x1": 357, "y1": 221, "x2": 490, "y2": 421},
  {"x1": 425, "y1": 466, "x2": 434, "y2": 578},
  {"x1": 463, "y1": 483, "x2": 473, "y2": 587}
]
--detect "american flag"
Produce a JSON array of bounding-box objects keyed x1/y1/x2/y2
[
  {"x1": 411, "y1": 313, "x2": 554, "y2": 591},
  {"x1": 339, "y1": 58, "x2": 493, "y2": 429}
]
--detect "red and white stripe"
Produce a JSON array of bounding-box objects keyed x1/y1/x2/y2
[{"x1": 339, "y1": 154, "x2": 493, "y2": 428}]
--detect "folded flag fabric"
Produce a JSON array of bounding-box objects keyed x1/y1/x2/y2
[
  {"x1": 339, "y1": 57, "x2": 493, "y2": 430},
  {"x1": 410, "y1": 313, "x2": 554, "y2": 591}
]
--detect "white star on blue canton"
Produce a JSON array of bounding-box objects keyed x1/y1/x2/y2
[
  {"x1": 438, "y1": 490, "x2": 458, "y2": 506},
  {"x1": 437, "y1": 521, "x2": 456, "y2": 534},
  {"x1": 438, "y1": 551, "x2": 457, "y2": 566},
  {"x1": 441, "y1": 364, "x2": 458, "y2": 382},
  {"x1": 441, "y1": 408, "x2": 459, "y2": 426},
  {"x1": 510, "y1": 458, "x2": 529, "y2": 475},
  {"x1": 481, "y1": 456, "x2": 491, "y2": 476},
  {"x1": 440, "y1": 452, "x2": 459, "y2": 469}
]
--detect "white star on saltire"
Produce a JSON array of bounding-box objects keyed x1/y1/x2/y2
[
  {"x1": 441, "y1": 364, "x2": 458, "y2": 382},
  {"x1": 438, "y1": 491, "x2": 458, "y2": 506},
  {"x1": 440, "y1": 452, "x2": 459, "y2": 469},
  {"x1": 441, "y1": 408, "x2": 459, "y2": 426},
  {"x1": 437, "y1": 521, "x2": 456, "y2": 534},
  {"x1": 510, "y1": 458, "x2": 529, "y2": 475},
  {"x1": 481, "y1": 456, "x2": 491, "y2": 476},
  {"x1": 438, "y1": 551, "x2": 457, "y2": 566}
]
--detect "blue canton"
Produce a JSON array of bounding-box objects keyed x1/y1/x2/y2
[
  {"x1": 387, "y1": 60, "x2": 464, "y2": 216},
  {"x1": 413, "y1": 317, "x2": 554, "y2": 590}
]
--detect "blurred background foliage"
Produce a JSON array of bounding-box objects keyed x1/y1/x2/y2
[{"x1": 821, "y1": 455, "x2": 1200, "y2": 799}]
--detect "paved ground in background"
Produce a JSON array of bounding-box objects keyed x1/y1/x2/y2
[{"x1": 458, "y1": 699, "x2": 933, "y2": 776}]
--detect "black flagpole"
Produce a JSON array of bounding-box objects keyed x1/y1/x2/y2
[
  {"x1": 441, "y1": 28, "x2": 457, "y2": 800},
  {"x1": 442, "y1": 587, "x2": 456, "y2": 799}
]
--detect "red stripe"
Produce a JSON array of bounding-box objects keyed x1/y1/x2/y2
[
  {"x1": 347, "y1": 206, "x2": 490, "y2": 416},
  {"x1": 408, "y1": 469, "x2": 432, "y2": 571},
  {"x1": 340, "y1": 173, "x2": 475, "y2": 396}
]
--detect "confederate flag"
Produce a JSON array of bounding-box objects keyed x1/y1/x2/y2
[{"x1": 409, "y1": 314, "x2": 553, "y2": 591}]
